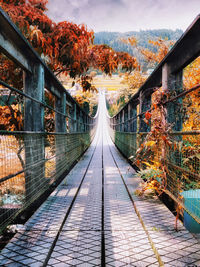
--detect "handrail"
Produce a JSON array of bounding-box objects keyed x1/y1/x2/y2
[
  {"x1": 0, "y1": 7, "x2": 98, "y2": 233},
  {"x1": 0, "y1": 7, "x2": 95, "y2": 120},
  {"x1": 112, "y1": 14, "x2": 200, "y2": 118},
  {"x1": 108, "y1": 14, "x2": 200, "y2": 228}
]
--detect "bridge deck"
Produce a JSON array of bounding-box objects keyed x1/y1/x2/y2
[{"x1": 0, "y1": 94, "x2": 200, "y2": 266}]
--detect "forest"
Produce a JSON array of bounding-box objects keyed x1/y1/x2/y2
[{"x1": 94, "y1": 29, "x2": 183, "y2": 69}]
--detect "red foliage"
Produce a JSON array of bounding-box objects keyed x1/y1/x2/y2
[
  {"x1": 0, "y1": 0, "x2": 137, "y2": 84},
  {"x1": 89, "y1": 45, "x2": 138, "y2": 76}
]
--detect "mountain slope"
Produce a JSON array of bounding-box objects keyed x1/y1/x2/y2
[{"x1": 94, "y1": 29, "x2": 183, "y2": 53}]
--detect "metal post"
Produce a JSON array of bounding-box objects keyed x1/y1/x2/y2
[
  {"x1": 117, "y1": 114, "x2": 120, "y2": 132},
  {"x1": 80, "y1": 110, "x2": 84, "y2": 132},
  {"x1": 24, "y1": 63, "x2": 45, "y2": 202},
  {"x1": 77, "y1": 108, "x2": 80, "y2": 132},
  {"x1": 128, "y1": 104, "x2": 131, "y2": 132},
  {"x1": 55, "y1": 91, "x2": 66, "y2": 175},
  {"x1": 69, "y1": 103, "x2": 77, "y2": 133},
  {"x1": 85, "y1": 115, "x2": 88, "y2": 132},
  {"x1": 162, "y1": 64, "x2": 183, "y2": 167},
  {"x1": 124, "y1": 107, "x2": 128, "y2": 132},
  {"x1": 132, "y1": 104, "x2": 137, "y2": 132},
  {"x1": 139, "y1": 91, "x2": 151, "y2": 132},
  {"x1": 121, "y1": 110, "x2": 125, "y2": 132},
  {"x1": 162, "y1": 63, "x2": 183, "y2": 131}
]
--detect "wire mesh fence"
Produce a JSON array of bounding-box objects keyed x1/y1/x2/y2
[
  {"x1": 109, "y1": 82, "x2": 200, "y2": 227},
  {"x1": 0, "y1": 16, "x2": 97, "y2": 233},
  {"x1": 0, "y1": 130, "x2": 96, "y2": 232},
  {"x1": 0, "y1": 60, "x2": 97, "y2": 233}
]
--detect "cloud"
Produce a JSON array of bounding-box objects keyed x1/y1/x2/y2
[{"x1": 46, "y1": 0, "x2": 200, "y2": 32}]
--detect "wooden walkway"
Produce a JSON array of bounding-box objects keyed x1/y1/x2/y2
[{"x1": 0, "y1": 93, "x2": 200, "y2": 266}]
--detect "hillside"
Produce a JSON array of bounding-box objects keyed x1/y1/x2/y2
[{"x1": 94, "y1": 29, "x2": 183, "y2": 69}]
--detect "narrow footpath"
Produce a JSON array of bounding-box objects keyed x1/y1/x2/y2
[{"x1": 46, "y1": 92, "x2": 158, "y2": 266}]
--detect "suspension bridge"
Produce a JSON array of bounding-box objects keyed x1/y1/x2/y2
[{"x1": 0, "y1": 8, "x2": 200, "y2": 266}]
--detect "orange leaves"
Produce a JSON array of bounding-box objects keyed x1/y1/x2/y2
[
  {"x1": 89, "y1": 45, "x2": 138, "y2": 76},
  {"x1": 121, "y1": 35, "x2": 174, "y2": 67},
  {"x1": 183, "y1": 56, "x2": 200, "y2": 131},
  {"x1": 121, "y1": 36, "x2": 137, "y2": 47},
  {"x1": 145, "y1": 111, "x2": 151, "y2": 120},
  {"x1": 1, "y1": 0, "x2": 137, "y2": 86},
  {"x1": 161, "y1": 135, "x2": 172, "y2": 148},
  {"x1": 143, "y1": 111, "x2": 152, "y2": 125},
  {"x1": 142, "y1": 38, "x2": 174, "y2": 64},
  {"x1": 52, "y1": 21, "x2": 94, "y2": 77},
  {"x1": 89, "y1": 45, "x2": 117, "y2": 76},
  {"x1": 28, "y1": 0, "x2": 48, "y2": 11},
  {"x1": 1, "y1": 0, "x2": 95, "y2": 79},
  {"x1": 153, "y1": 103, "x2": 158, "y2": 110},
  {"x1": 116, "y1": 51, "x2": 138, "y2": 73},
  {"x1": 134, "y1": 89, "x2": 174, "y2": 196},
  {"x1": 0, "y1": 105, "x2": 23, "y2": 131}
]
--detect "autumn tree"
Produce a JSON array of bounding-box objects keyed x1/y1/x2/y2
[
  {"x1": 121, "y1": 70, "x2": 146, "y2": 102},
  {"x1": 110, "y1": 36, "x2": 175, "y2": 111},
  {"x1": 122, "y1": 36, "x2": 174, "y2": 68},
  {"x1": 0, "y1": 0, "x2": 94, "y2": 79},
  {"x1": 0, "y1": 0, "x2": 138, "y2": 131},
  {"x1": 89, "y1": 44, "x2": 138, "y2": 76},
  {"x1": 183, "y1": 56, "x2": 200, "y2": 130},
  {"x1": 121, "y1": 36, "x2": 200, "y2": 217}
]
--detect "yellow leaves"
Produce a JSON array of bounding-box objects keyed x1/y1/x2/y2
[
  {"x1": 121, "y1": 70, "x2": 147, "y2": 101},
  {"x1": 142, "y1": 161, "x2": 152, "y2": 167},
  {"x1": 0, "y1": 105, "x2": 23, "y2": 131},
  {"x1": 122, "y1": 35, "x2": 174, "y2": 66},
  {"x1": 183, "y1": 56, "x2": 200, "y2": 131},
  {"x1": 184, "y1": 56, "x2": 200, "y2": 88},
  {"x1": 143, "y1": 118, "x2": 149, "y2": 125},
  {"x1": 73, "y1": 86, "x2": 98, "y2": 111},
  {"x1": 145, "y1": 141, "x2": 156, "y2": 147},
  {"x1": 121, "y1": 36, "x2": 138, "y2": 47}
]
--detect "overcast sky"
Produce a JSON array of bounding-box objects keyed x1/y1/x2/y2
[{"x1": 46, "y1": 0, "x2": 200, "y2": 32}]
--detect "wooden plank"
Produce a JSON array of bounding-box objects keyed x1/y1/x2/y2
[
  {"x1": 112, "y1": 14, "x2": 200, "y2": 119},
  {"x1": 0, "y1": 32, "x2": 31, "y2": 72},
  {"x1": 24, "y1": 64, "x2": 45, "y2": 201}
]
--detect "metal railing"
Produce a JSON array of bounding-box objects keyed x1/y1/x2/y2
[
  {"x1": 108, "y1": 14, "x2": 200, "y2": 228},
  {"x1": 0, "y1": 8, "x2": 97, "y2": 233}
]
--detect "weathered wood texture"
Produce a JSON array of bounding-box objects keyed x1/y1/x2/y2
[
  {"x1": 0, "y1": 7, "x2": 94, "y2": 134},
  {"x1": 112, "y1": 14, "x2": 200, "y2": 131}
]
